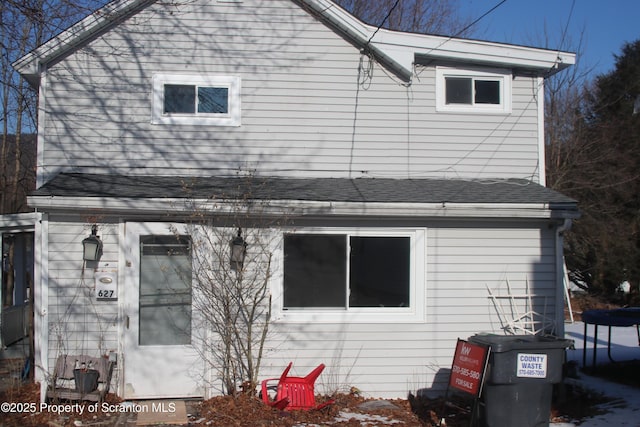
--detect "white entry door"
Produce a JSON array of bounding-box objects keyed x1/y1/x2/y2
[{"x1": 123, "y1": 222, "x2": 203, "y2": 399}]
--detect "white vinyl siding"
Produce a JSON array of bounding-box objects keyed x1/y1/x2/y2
[
  {"x1": 258, "y1": 221, "x2": 557, "y2": 398},
  {"x1": 44, "y1": 218, "x2": 119, "y2": 373},
  {"x1": 39, "y1": 0, "x2": 543, "y2": 183},
  {"x1": 41, "y1": 218, "x2": 558, "y2": 399}
]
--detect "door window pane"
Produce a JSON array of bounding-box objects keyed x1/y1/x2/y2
[{"x1": 139, "y1": 236, "x2": 192, "y2": 346}]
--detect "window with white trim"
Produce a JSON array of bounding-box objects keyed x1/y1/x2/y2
[
  {"x1": 152, "y1": 74, "x2": 241, "y2": 126},
  {"x1": 436, "y1": 67, "x2": 511, "y2": 114},
  {"x1": 275, "y1": 228, "x2": 426, "y2": 323}
]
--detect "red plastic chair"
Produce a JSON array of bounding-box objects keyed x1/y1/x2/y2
[{"x1": 261, "y1": 362, "x2": 334, "y2": 410}]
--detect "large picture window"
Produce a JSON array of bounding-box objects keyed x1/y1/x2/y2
[
  {"x1": 436, "y1": 67, "x2": 511, "y2": 114},
  {"x1": 152, "y1": 74, "x2": 241, "y2": 126},
  {"x1": 277, "y1": 229, "x2": 425, "y2": 323}
]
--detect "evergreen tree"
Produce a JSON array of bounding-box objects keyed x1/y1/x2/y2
[{"x1": 559, "y1": 40, "x2": 640, "y2": 299}]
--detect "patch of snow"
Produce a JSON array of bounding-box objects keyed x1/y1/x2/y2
[
  {"x1": 334, "y1": 410, "x2": 404, "y2": 425},
  {"x1": 563, "y1": 321, "x2": 640, "y2": 426},
  {"x1": 294, "y1": 410, "x2": 405, "y2": 427}
]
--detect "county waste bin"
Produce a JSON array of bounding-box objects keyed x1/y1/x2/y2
[{"x1": 468, "y1": 334, "x2": 573, "y2": 427}]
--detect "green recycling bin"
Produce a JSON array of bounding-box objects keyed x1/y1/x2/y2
[{"x1": 468, "y1": 334, "x2": 573, "y2": 427}]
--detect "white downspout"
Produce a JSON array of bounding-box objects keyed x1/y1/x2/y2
[
  {"x1": 34, "y1": 213, "x2": 49, "y2": 403},
  {"x1": 537, "y1": 76, "x2": 546, "y2": 186},
  {"x1": 555, "y1": 218, "x2": 572, "y2": 336}
]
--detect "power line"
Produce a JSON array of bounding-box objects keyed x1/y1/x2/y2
[
  {"x1": 454, "y1": 0, "x2": 508, "y2": 39},
  {"x1": 366, "y1": 0, "x2": 400, "y2": 46},
  {"x1": 558, "y1": 0, "x2": 576, "y2": 52},
  {"x1": 412, "y1": 0, "x2": 509, "y2": 66}
]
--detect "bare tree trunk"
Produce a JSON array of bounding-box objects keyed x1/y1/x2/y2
[
  {"x1": 0, "y1": 0, "x2": 106, "y2": 214},
  {"x1": 1, "y1": 1, "x2": 10, "y2": 213}
]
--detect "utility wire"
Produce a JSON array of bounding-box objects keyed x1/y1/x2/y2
[
  {"x1": 544, "y1": 0, "x2": 576, "y2": 77},
  {"x1": 454, "y1": 0, "x2": 508, "y2": 39},
  {"x1": 366, "y1": 0, "x2": 400, "y2": 46},
  {"x1": 414, "y1": 0, "x2": 508, "y2": 65},
  {"x1": 558, "y1": 0, "x2": 576, "y2": 52}
]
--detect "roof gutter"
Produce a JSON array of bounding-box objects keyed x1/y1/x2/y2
[{"x1": 27, "y1": 196, "x2": 580, "y2": 220}]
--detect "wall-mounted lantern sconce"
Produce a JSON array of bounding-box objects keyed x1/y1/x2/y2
[
  {"x1": 230, "y1": 228, "x2": 247, "y2": 271},
  {"x1": 82, "y1": 225, "x2": 103, "y2": 261}
]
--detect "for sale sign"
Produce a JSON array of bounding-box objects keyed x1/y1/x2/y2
[{"x1": 448, "y1": 339, "x2": 489, "y2": 397}]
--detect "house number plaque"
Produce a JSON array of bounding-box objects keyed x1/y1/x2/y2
[{"x1": 95, "y1": 269, "x2": 117, "y2": 301}]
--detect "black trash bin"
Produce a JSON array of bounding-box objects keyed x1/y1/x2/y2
[{"x1": 468, "y1": 334, "x2": 573, "y2": 427}]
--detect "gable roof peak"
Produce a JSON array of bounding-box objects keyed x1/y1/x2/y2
[{"x1": 13, "y1": 0, "x2": 575, "y2": 87}]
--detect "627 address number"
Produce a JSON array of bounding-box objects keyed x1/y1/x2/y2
[{"x1": 97, "y1": 290, "x2": 115, "y2": 298}]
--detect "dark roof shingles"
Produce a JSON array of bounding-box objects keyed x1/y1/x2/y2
[{"x1": 31, "y1": 173, "x2": 577, "y2": 206}]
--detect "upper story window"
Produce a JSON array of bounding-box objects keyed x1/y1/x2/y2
[
  {"x1": 152, "y1": 73, "x2": 241, "y2": 126},
  {"x1": 272, "y1": 228, "x2": 426, "y2": 323},
  {"x1": 436, "y1": 67, "x2": 511, "y2": 114}
]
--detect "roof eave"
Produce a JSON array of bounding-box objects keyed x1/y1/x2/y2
[
  {"x1": 302, "y1": 0, "x2": 575, "y2": 79},
  {"x1": 0, "y1": 212, "x2": 42, "y2": 230},
  {"x1": 410, "y1": 36, "x2": 575, "y2": 75},
  {"x1": 12, "y1": 0, "x2": 156, "y2": 88},
  {"x1": 27, "y1": 196, "x2": 580, "y2": 220}
]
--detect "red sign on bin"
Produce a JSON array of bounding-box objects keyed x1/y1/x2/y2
[{"x1": 449, "y1": 339, "x2": 489, "y2": 397}]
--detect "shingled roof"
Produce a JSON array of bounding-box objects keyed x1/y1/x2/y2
[{"x1": 31, "y1": 172, "x2": 577, "y2": 211}]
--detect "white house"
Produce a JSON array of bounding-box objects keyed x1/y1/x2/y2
[{"x1": 14, "y1": 0, "x2": 579, "y2": 400}]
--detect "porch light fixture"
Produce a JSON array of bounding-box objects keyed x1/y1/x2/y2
[
  {"x1": 230, "y1": 228, "x2": 247, "y2": 271},
  {"x1": 82, "y1": 225, "x2": 103, "y2": 261}
]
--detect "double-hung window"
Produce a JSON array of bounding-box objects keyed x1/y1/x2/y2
[
  {"x1": 436, "y1": 67, "x2": 511, "y2": 114},
  {"x1": 152, "y1": 73, "x2": 241, "y2": 126},
  {"x1": 275, "y1": 228, "x2": 426, "y2": 323}
]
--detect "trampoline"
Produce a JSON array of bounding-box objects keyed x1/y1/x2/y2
[{"x1": 581, "y1": 307, "x2": 640, "y2": 369}]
